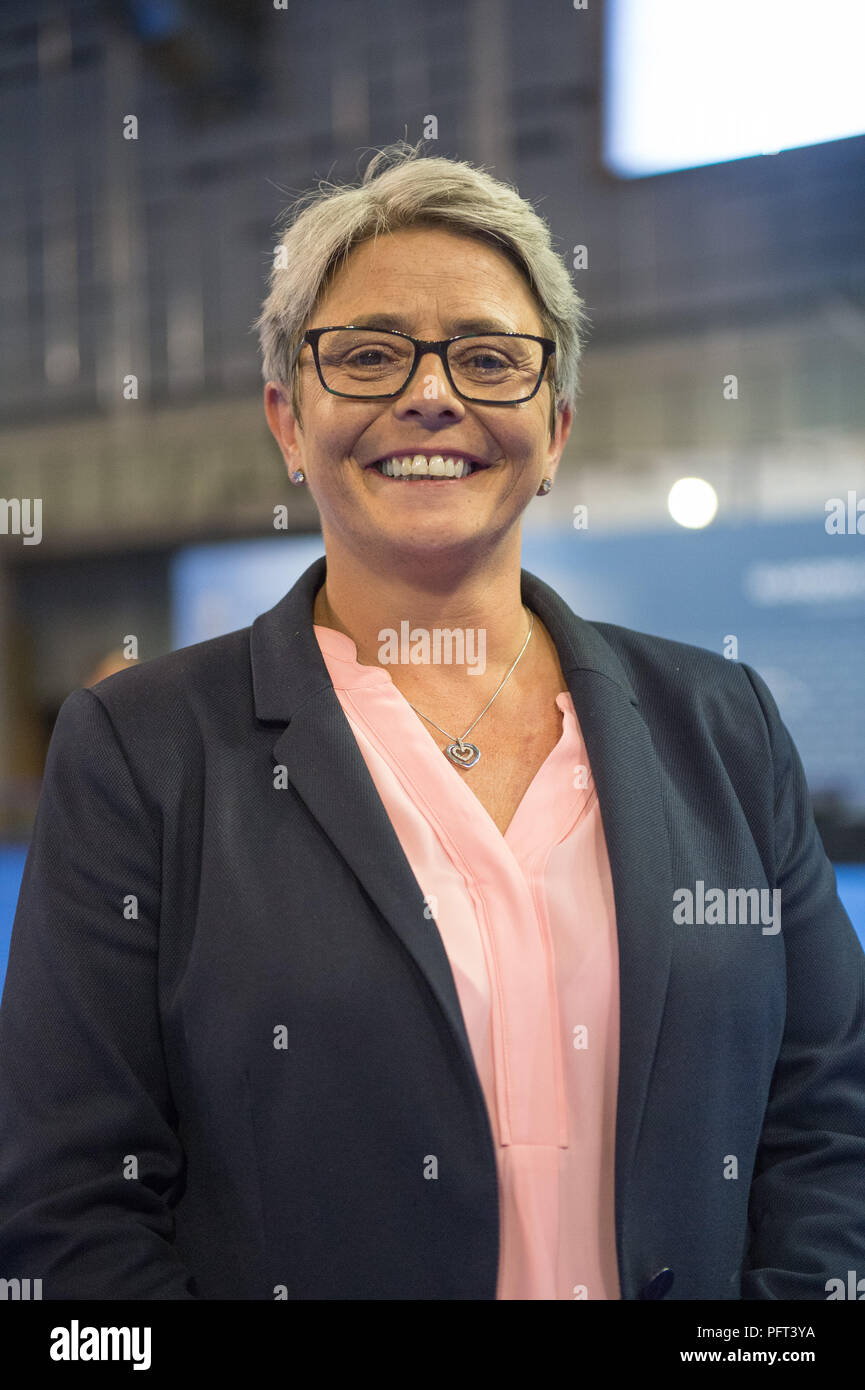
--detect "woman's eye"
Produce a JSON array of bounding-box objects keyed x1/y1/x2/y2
[
  {"x1": 347, "y1": 349, "x2": 390, "y2": 366},
  {"x1": 466, "y1": 352, "x2": 508, "y2": 370}
]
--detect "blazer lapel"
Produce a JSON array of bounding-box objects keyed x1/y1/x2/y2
[
  {"x1": 251, "y1": 556, "x2": 482, "y2": 1075},
  {"x1": 251, "y1": 554, "x2": 675, "y2": 1274},
  {"x1": 522, "y1": 572, "x2": 676, "y2": 1277}
]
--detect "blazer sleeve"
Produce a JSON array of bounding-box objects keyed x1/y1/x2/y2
[
  {"x1": 0, "y1": 687, "x2": 197, "y2": 1299},
  {"x1": 738, "y1": 663, "x2": 865, "y2": 1299}
]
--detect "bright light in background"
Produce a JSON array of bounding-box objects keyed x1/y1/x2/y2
[
  {"x1": 604, "y1": 0, "x2": 865, "y2": 177},
  {"x1": 668, "y1": 477, "x2": 718, "y2": 528}
]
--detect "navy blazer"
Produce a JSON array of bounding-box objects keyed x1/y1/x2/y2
[{"x1": 1, "y1": 553, "x2": 864, "y2": 1300}]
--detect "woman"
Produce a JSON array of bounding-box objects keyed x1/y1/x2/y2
[{"x1": 1, "y1": 143, "x2": 863, "y2": 1301}]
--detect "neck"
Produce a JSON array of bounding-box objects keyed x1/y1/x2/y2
[{"x1": 313, "y1": 542, "x2": 534, "y2": 688}]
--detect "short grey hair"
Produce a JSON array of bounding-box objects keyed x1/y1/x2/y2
[{"x1": 254, "y1": 141, "x2": 589, "y2": 427}]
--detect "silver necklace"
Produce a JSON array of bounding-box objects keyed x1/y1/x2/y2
[{"x1": 406, "y1": 608, "x2": 534, "y2": 769}]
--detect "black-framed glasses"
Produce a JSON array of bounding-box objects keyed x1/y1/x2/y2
[{"x1": 292, "y1": 326, "x2": 556, "y2": 404}]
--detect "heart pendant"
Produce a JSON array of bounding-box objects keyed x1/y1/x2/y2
[{"x1": 446, "y1": 741, "x2": 480, "y2": 769}]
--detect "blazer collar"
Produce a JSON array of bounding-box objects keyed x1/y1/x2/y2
[{"x1": 250, "y1": 552, "x2": 638, "y2": 722}]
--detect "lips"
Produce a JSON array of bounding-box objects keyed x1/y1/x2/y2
[{"x1": 364, "y1": 452, "x2": 490, "y2": 478}]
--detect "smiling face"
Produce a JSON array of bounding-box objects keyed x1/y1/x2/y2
[{"x1": 264, "y1": 224, "x2": 572, "y2": 571}]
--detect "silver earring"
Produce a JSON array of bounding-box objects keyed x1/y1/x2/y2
[
  {"x1": 537, "y1": 477, "x2": 552, "y2": 495},
  {"x1": 291, "y1": 469, "x2": 305, "y2": 484}
]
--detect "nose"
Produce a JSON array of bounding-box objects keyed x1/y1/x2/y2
[{"x1": 392, "y1": 347, "x2": 466, "y2": 422}]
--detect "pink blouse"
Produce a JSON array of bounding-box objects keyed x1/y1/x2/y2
[{"x1": 313, "y1": 623, "x2": 621, "y2": 1299}]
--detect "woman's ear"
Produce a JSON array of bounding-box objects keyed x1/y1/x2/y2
[
  {"x1": 548, "y1": 399, "x2": 573, "y2": 463},
  {"x1": 264, "y1": 381, "x2": 303, "y2": 472}
]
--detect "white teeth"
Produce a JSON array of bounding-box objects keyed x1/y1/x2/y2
[{"x1": 376, "y1": 454, "x2": 475, "y2": 477}]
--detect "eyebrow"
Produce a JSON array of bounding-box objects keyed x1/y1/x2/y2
[{"x1": 343, "y1": 313, "x2": 520, "y2": 335}]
